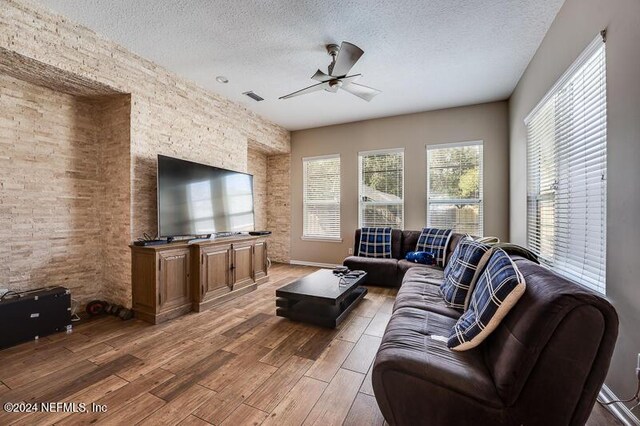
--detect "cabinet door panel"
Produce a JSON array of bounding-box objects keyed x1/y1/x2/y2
[
  {"x1": 159, "y1": 249, "x2": 191, "y2": 310},
  {"x1": 254, "y1": 241, "x2": 268, "y2": 281},
  {"x1": 202, "y1": 244, "x2": 232, "y2": 299},
  {"x1": 132, "y1": 251, "x2": 157, "y2": 312},
  {"x1": 232, "y1": 243, "x2": 254, "y2": 289}
]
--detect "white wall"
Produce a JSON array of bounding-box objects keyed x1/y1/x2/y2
[{"x1": 510, "y1": 0, "x2": 640, "y2": 404}]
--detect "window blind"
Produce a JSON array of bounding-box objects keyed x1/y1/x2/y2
[
  {"x1": 358, "y1": 149, "x2": 404, "y2": 228},
  {"x1": 525, "y1": 35, "x2": 606, "y2": 294},
  {"x1": 303, "y1": 154, "x2": 341, "y2": 239},
  {"x1": 427, "y1": 141, "x2": 483, "y2": 236}
]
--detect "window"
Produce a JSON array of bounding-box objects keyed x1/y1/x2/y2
[
  {"x1": 358, "y1": 149, "x2": 404, "y2": 228},
  {"x1": 427, "y1": 142, "x2": 483, "y2": 236},
  {"x1": 302, "y1": 154, "x2": 341, "y2": 240},
  {"x1": 525, "y1": 35, "x2": 606, "y2": 294}
]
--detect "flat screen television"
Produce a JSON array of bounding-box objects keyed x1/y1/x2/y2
[{"x1": 157, "y1": 155, "x2": 255, "y2": 237}]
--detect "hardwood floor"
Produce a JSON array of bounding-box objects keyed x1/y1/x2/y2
[{"x1": 0, "y1": 264, "x2": 622, "y2": 425}]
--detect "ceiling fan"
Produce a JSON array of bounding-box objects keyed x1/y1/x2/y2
[{"x1": 279, "y1": 41, "x2": 381, "y2": 102}]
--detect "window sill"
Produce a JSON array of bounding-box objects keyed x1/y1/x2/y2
[{"x1": 301, "y1": 236, "x2": 343, "y2": 243}]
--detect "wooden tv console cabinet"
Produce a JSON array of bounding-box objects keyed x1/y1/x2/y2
[{"x1": 130, "y1": 235, "x2": 269, "y2": 324}]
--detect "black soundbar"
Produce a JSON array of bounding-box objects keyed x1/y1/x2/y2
[
  {"x1": 133, "y1": 239, "x2": 169, "y2": 246},
  {"x1": 249, "y1": 231, "x2": 271, "y2": 236}
]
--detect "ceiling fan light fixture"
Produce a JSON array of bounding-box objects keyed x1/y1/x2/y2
[{"x1": 216, "y1": 76, "x2": 229, "y2": 84}]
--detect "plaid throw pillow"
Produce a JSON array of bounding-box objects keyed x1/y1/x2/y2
[
  {"x1": 415, "y1": 228, "x2": 452, "y2": 267},
  {"x1": 440, "y1": 238, "x2": 490, "y2": 310},
  {"x1": 448, "y1": 249, "x2": 526, "y2": 351},
  {"x1": 358, "y1": 227, "x2": 392, "y2": 258}
]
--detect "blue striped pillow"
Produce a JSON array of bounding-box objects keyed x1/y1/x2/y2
[
  {"x1": 448, "y1": 249, "x2": 526, "y2": 351},
  {"x1": 359, "y1": 227, "x2": 392, "y2": 258},
  {"x1": 440, "y1": 239, "x2": 490, "y2": 310},
  {"x1": 415, "y1": 228, "x2": 452, "y2": 267}
]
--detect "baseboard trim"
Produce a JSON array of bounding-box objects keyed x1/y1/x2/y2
[
  {"x1": 289, "y1": 260, "x2": 340, "y2": 269},
  {"x1": 599, "y1": 384, "x2": 640, "y2": 425}
]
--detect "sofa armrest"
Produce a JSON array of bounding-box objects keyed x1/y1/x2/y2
[
  {"x1": 373, "y1": 308, "x2": 502, "y2": 406},
  {"x1": 373, "y1": 367, "x2": 505, "y2": 426}
]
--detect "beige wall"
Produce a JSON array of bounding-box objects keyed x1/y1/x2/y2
[
  {"x1": 509, "y1": 0, "x2": 640, "y2": 405},
  {"x1": 0, "y1": 0, "x2": 290, "y2": 306},
  {"x1": 290, "y1": 101, "x2": 509, "y2": 265}
]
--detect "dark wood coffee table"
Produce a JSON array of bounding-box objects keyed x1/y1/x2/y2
[{"x1": 275, "y1": 269, "x2": 368, "y2": 328}]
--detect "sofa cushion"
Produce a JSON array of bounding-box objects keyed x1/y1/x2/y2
[
  {"x1": 397, "y1": 259, "x2": 433, "y2": 276},
  {"x1": 463, "y1": 244, "x2": 539, "y2": 311},
  {"x1": 358, "y1": 227, "x2": 393, "y2": 258},
  {"x1": 399, "y1": 230, "x2": 422, "y2": 259},
  {"x1": 402, "y1": 265, "x2": 444, "y2": 285},
  {"x1": 448, "y1": 249, "x2": 526, "y2": 351},
  {"x1": 375, "y1": 306, "x2": 503, "y2": 408},
  {"x1": 395, "y1": 269, "x2": 461, "y2": 319},
  {"x1": 415, "y1": 228, "x2": 452, "y2": 267},
  {"x1": 354, "y1": 229, "x2": 403, "y2": 259},
  {"x1": 441, "y1": 238, "x2": 490, "y2": 310},
  {"x1": 445, "y1": 232, "x2": 467, "y2": 265},
  {"x1": 343, "y1": 256, "x2": 398, "y2": 287}
]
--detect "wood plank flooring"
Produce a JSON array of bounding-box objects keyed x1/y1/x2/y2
[{"x1": 0, "y1": 263, "x2": 622, "y2": 425}]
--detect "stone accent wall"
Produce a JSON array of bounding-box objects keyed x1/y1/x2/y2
[
  {"x1": 0, "y1": 74, "x2": 105, "y2": 302},
  {"x1": 96, "y1": 95, "x2": 131, "y2": 306},
  {"x1": 247, "y1": 148, "x2": 268, "y2": 231},
  {"x1": 0, "y1": 0, "x2": 292, "y2": 306},
  {"x1": 267, "y1": 154, "x2": 292, "y2": 263}
]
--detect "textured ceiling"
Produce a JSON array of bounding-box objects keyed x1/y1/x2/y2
[{"x1": 35, "y1": 0, "x2": 564, "y2": 131}]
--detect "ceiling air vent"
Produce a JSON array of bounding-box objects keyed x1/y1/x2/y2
[{"x1": 243, "y1": 91, "x2": 264, "y2": 102}]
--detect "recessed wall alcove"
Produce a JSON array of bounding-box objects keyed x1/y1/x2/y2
[{"x1": 0, "y1": 49, "x2": 132, "y2": 305}]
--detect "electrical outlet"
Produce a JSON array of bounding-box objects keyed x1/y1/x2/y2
[{"x1": 348, "y1": 248, "x2": 353, "y2": 255}]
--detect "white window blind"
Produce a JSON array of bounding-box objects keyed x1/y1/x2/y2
[
  {"x1": 358, "y1": 149, "x2": 404, "y2": 228},
  {"x1": 427, "y1": 141, "x2": 483, "y2": 236},
  {"x1": 303, "y1": 154, "x2": 341, "y2": 240},
  {"x1": 525, "y1": 34, "x2": 607, "y2": 294}
]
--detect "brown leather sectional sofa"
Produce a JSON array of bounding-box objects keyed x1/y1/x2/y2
[{"x1": 345, "y1": 229, "x2": 619, "y2": 425}]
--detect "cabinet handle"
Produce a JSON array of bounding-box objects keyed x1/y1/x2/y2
[
  {"x1": 158, "y1": 293, "x2": 162, "y2": 305},
  {"x1": 201, "y1": 284, "x2": 204, "y2": 297}
]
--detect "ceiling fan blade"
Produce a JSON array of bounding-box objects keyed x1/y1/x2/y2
[
  {"x1": 330, "y1": 42, "x2": 364, "y2": 77},
  {"x1": 279, "y1": 81, "x2": 331, "y2": 99},
  {"x1": 336, "y1": 74, "x2": 361, "y2": 84},
  {"x1": 311, "y1": 69, "x2": 333, "y2": 82},
  {"x1": 341, "y1": 82, "x2": 381, "y2": 102}
]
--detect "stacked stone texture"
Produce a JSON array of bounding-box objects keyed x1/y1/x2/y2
[{"x1": 0, "y1": 0, "x2": 292, "y2": 306}]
